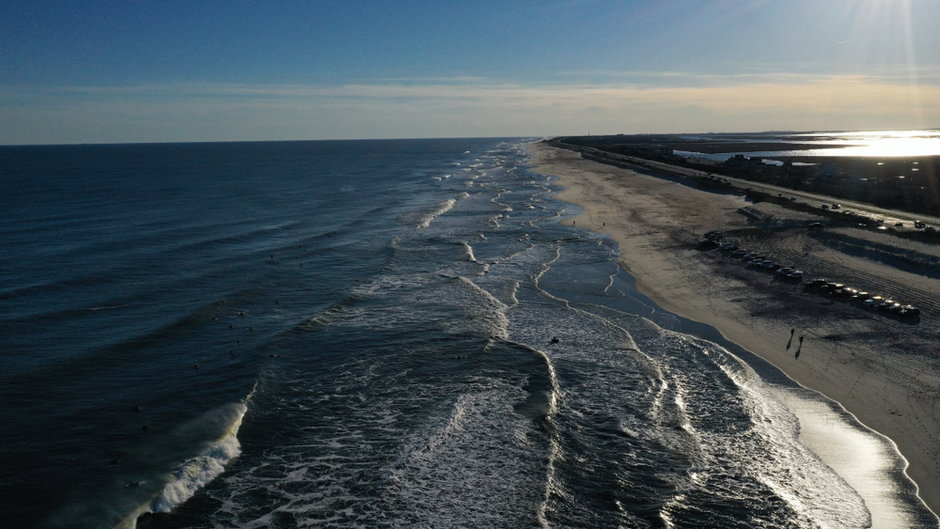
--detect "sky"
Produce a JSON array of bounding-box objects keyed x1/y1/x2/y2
[{"x1": 2, "y1": 0, "x2": 940, "y2": 144}]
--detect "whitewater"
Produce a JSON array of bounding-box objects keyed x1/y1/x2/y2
[{"x1": 0, "y1": 138, "x2": 935, "y2": 528}]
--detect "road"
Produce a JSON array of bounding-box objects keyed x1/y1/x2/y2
[{"x1": 554, "y1": 140, "x2": 940, "y2": 232}]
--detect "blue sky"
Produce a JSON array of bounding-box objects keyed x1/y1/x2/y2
[{"x1": 2, "y1": 0, "x2": 939, "y2": 144}]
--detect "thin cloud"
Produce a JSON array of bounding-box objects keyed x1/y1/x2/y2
[
  {"x1": 555, "y1": 67, "x2": 940, "y2": 86},
  {"x1": 8, "y1": 69, "x2": 939, "y2": 101},
  {"x1": 2, "y1": 74, "x2": 938, "y2": 144}
]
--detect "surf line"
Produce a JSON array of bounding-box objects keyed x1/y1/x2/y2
[
  {"x1": 120, "y1": 383, "x2": 258, "y2": 528},
  {"x1": 416, "y1": 199, "x2": 457, "y2": 229},
  {"x1": 498, "y1": 337, "x2": 562, "y2": 529}
]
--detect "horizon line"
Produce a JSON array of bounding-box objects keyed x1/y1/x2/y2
[{"x1": 4, "y1": 128, "x2": 940, "y2": 148}]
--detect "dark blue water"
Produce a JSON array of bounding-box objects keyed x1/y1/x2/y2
[{"x1": 0, "y1": 139, "x2": 935, "y2": 528}]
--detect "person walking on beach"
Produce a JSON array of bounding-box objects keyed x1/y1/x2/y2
[
  {"x1": 786, "y1": 328, "x2": 795, "y2": 350},
  {"x1": 795, "y1": 335, "x2": 804, "y2": 359}
]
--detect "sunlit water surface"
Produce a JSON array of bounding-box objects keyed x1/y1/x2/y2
[{"x1": 0, "y1": 138, "x2": 936, "y2": 529}]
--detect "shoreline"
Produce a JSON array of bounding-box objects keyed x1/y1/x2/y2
[{"x1": 532, "y1": 142, "x2": 940, "y2": 524}]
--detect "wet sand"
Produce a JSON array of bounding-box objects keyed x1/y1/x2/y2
[{"x1": 532, "y1": 142, "x2": 940, "y2": 524}]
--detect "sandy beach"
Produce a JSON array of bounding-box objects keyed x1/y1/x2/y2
[{"x1": 532, "y1": 142, "x2": 940, "y2": 520}]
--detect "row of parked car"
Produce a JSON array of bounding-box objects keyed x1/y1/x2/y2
[
  {"x1": 701, "y1": 231, "x2": 921, "y2": 319},
  {"x1": 803, "y1": 279, "x2": 921, "y2": 317},
  {"x1": 703, "y1": 231, "x2": 804, "y2": 280},
  {"x1": 818, "y1": 203, "x2": 936, "y2": 233}
]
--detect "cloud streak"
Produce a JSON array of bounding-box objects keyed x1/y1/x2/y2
[{"x1": 2, "y1": 73, "x2": 938, "y2": 144}]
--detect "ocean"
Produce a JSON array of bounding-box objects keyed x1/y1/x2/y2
[{"x1": 0, "y1": 138, "x2": 936, "y2": 528}]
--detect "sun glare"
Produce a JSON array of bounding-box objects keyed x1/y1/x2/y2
[
  {"x1": 853, "y1": 138, "x2": 939, "y2": 157},
  {"x1": 838, "y1": 131, "x2": 940, "y2": 157},
  {"x1": 792, "y1": 130, "x2": 940, "y2": 157}
]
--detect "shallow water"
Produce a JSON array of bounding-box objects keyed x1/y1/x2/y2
[{"x1": 0, "y1": 139, "x2": 935, "y2": 528}]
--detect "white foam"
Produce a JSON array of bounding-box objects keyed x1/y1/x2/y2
[
  {"x1": 508, "y1": 280, "x2": 520, "y2": 307},
  {"x1": 505, "y1": 287, "x2": 869, "y2": 526},
  {"x1": 416, "y1": 199, "x2": 457, "y2": 229},
  {"x1": 528, "y1": 345, "x2": 562, "y2": 529},
  {"x1": 381, "y1": 386, "x2": 548, "y2": 527},
  {"x1": 455, "y1": 276, "x2": 510, "y2": 340},
  {"x1": 461, "y1": 241, "x2": 477, "y2": 262},
  {"x1": 150, "y1": 403, "x2": 247, "y2": 514},
  {"x1": 532, "y1": 247, "x2": 561, "y2": 285},
  {"x1": 772, "y1": 387, "x2": 935, "y2": 529},
  {"x1": 107, "y1": 402, "x2": 249, "y2": 529},
  {"x1": 657, "y1": 331, "x2": 871, "y2": 528}
]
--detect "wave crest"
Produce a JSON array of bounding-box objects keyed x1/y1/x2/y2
[
  {"x1": 417, "y1": 199, "x2": 457, "y2": 229},
  {"x1": 150, "y1": 403, "x2": 246, "y2": 513}
]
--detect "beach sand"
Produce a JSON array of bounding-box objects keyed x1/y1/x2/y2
[{"x1": 532, "y1": 142, "x2": 940, "y2": 521}]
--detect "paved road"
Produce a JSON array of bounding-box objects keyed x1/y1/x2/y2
[{"x1": 555, "y1": 141, "x2": 940, "y2": 232}]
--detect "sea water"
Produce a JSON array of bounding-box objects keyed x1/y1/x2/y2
[{"x1": 0, "y1": 139, "x2": 936, "y2": 528}]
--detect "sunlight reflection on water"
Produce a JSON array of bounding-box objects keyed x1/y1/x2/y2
[
  {"x1": 772, "y1": 387, "x2": 934, "y2": 529},
  {"x1": 790, "y1": 130, "x2": 940, "y2": 157}
]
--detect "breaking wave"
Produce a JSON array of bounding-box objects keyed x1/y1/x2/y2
[{"x1": 417, "y1": 199, "x2": 457, "y2": 229}]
